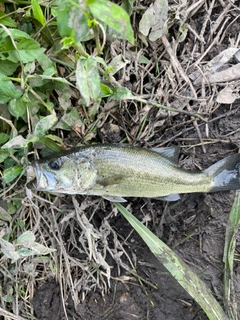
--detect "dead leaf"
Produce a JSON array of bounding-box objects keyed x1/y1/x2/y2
[
  {"x1": 208, "y1": 63, "x2": 240, "y2": 83},
  {"x1": 208, "y1": 47, "x2": 239, "y2": 72},
  {"x1": 216, "y1": 85, "x2": 239, "y2": 104},
  {"x1": 139, "y1": 0, "x2": 168, "y2": 41}
]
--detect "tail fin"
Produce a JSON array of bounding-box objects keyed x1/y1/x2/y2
[{"x1": 204, "y1": 154, "x2": 240, "y2": 192}]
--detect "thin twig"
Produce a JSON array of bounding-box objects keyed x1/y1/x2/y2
[
  {"x1": 0, "y1": 307, "x2": 27, "y2": 320},
  {"x1": 161, "y1": 34, "x2": 197, "y2": 99}
]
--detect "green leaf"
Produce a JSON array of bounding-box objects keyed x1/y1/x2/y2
[
  {"x1": 0, "y1": 74, "x2": 22, "y2": 103},
  {"x1": 223, "y1": 190, "x2": 240, "y2": 318},
  {"x1": 76, "y1": 56, "x2": 101, "y2": 106},
  {"x1": 86, "y1": 0, "x2": 134, "y2": 44},
  {"x1": 16, "y1": 231, "x2": 35, "y2": 246},
  {"x1": 107, "y1": 54, "x2": 129, "y2": 75},
  {"x1": 0, "y1": 238, "x2": 20, "y2": 262},
  {"x1": 31, "y1": 0, "x2": 45, "y2": 25},
  {"x1": 0, "y1": 133, "x2": 9, "y2": 144},
  {"x1": 0, "y1": 11, "x2": 17, "y2": 27},
  {"x1": 0, "y1": 205, "x2": 12, "y2": 222},
  {"x1": 0, "y1": 28, "x2": 45, "y2": 64},
  {"x1": 57, "y1": 0, "x2": 92, "y2": 42},
  {"x1": 2, "y1": 165, "x2": 23, "y2": 183},
  {"x1": 61, "y1": 108, "x2": 83, "y2": 127},
  {"x1": 33, "y1": 113, "x2": 58, "y2": 138},
  {"x1": 8, "y1": 96, "x2": 27, "y2": 118},
  {"x1": 57, "y1": 84, "x2": 72, "y2": 110},
  {"x1": 0, "y1": 60, "x2": 19, "y2": 75},
  {"x1": 0, "y1": 150, "x2": 9, "y2": 163},
  {"x1": 2, "y1": 135, "x2": 28, "y2": 149},
  {"x1": 38, "y1": 53, "x2": 57, "y2": 76},
  {"x1": 15, "y1": 37, "x2": 46, "y2": 63},
  {"x1": 100, "y1": 83, "x2": 113, "y2": 98},
  {"x1": 16, "y1": 231, "x2": 56, "y2": 255},
  {"x1": 112, "y1": 86, "x2": 134, "y2": 100}
]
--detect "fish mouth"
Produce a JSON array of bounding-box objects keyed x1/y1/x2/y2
[
  {"x1": 26, "y1": 162, "x2": 59, "y2": 192},
  {"x1": 27, "y1": 163, "x2": 47, "y2": 190},
  {"x1": 26, "y1": 164, "x2": 37, "y2": 190}
]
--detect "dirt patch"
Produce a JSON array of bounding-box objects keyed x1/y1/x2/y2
[{"x1": 32, "y1": 242, "x2": 207, "y2": 320}]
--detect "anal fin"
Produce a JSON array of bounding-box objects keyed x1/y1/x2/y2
[
  {"x1": 103, "y1": 196, "x2": 127, "y2": 202},
  {"x1": 155, "y1": 194, "x2": 181, "y2": 201}
]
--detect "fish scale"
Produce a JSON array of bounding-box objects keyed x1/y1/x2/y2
[{"x1": 91, "y1": 154, "x2": 209, "y2": 197}]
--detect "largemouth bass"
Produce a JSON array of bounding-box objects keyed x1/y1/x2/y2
[{"x1": 27, "y1": 144, "x2": 240, "y2": 202}]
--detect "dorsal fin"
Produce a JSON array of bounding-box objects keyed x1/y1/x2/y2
[{"x1": 151, "y1": 147, "x2": 180, "y2": 164}]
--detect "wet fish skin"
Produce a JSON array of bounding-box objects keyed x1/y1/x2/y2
[{"x1": 27, "y1": 144, "x2": 240, "y2": 201}]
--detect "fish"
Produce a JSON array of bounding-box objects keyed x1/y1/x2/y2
[{"x1": 26, "y1": 144, "x2": 240, "y2": 202}]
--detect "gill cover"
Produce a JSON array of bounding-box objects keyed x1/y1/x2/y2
[{"x1": 35, "y1": 155, "x2": 98, "y2": 194}]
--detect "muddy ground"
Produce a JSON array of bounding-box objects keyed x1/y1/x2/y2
[{"x1": 8, "y1": 1, "x2": 240, "y2": 319}]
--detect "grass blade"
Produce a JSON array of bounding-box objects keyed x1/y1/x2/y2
[
  {"x1": 115, "y1": 202, "x2": 228, "y2": 320},
  {"x1": 223, "y1": 190, "x2": 240, "y2": 319}
]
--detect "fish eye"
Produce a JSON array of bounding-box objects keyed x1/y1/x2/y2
[{"x1": 49, "y1": 160, "x2": 61, "y2": 170}]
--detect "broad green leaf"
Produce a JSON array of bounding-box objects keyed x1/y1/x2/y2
[
  {"x1": 0, "y1": 60, "x2": 19, "y2": 75},
  {"x1": 0, "y1": 133, "x2": 9, "y2": 144},
  {"x1": 86, "y1": 0, "x2": 134, "y2": 44},
  {"x1": 0, "y1": 205, "x2": 12, "y2": 222},
  {"x1": 0, "y1": 238, "x2": 20, "y2": 262},
  {"x1": 0, "y1": 28, "x2": 45, "y2": 63},
  {"x1": 0, "y1": 74, "x2": 22, "y2": 103},
  {"x1": 15, "y1": 38, "x2": 45, "y2": 63},
  {"x1": 33, "y1": 113, "x2": 58, "y2": 138},
  {"x1": 16, "y1": 231, "x2": 35, "y2": 246},
  {"x1": 76, "y1": 56, "x2": 101, "y2": 106},
  {"x1": 112, "y1": 86, "x2": 134, "y2": 100},
  {"x1": 38, "y1": 53, "x2": 57, "y2": 76},
  {"x1": 17, "y1": 246, "x2": 55, "y2": 256},
  {"x1": 8, "y1": 96, "x2": 27, "y2": 118},
  {"x1": 24, "y1": 242, "x2": 56, "y2": 255},
  {"x1": 139, "y1": 0, "x2": 168, "y2": 41},
  {"x1": 61, "y1": 108, "x2": 83, "y2": 127},
  {"x1": 121, "y1": 0, "x2": 135, "y2": 15},
  {"x1": 57, "y1": 0, "x2": 92, "y2": 42},
  {"x1": 57, "y1": 85, "x2": 72, "y2": 110},
  {"x1": 100, "y1": 83, "x2": 113, "y2": 98},
  {"x1": 2, "y1": 135, "x2": 28, "y2": 149},
  {"x1": 17, "y1": 248, "x2": 38, "y2": 257},
  {"x1": 55, "y1": 108, "x2": 84, "y2": 130},
  {"x1": 107, "y1": 54, "x2": 129, "y2": 75},
  {"x1": 0, "y1": 11, "x2": 17, "y2": 27},
  {"x1": 2, "y1": 165, "x2": 22, "y2": 183},
  {"x1": 31, "y1": 0, "x2": 45, "y2": 25},
  {"x1": 17, "y1": 231, "x2": 56, "y2": 255},
  {"x1": 0, "y1": 150, "x2": 9, "y2": 162}
]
